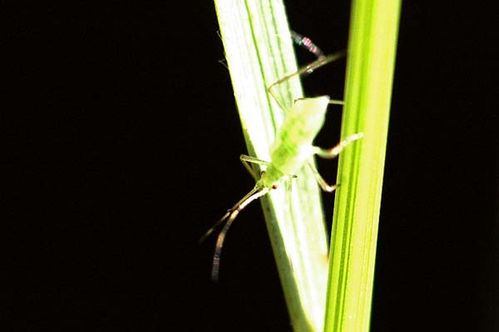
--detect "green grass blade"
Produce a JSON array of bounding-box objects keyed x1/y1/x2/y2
[
  {"x1": 324, "y1": 0, "x2": 401, "y2": 331},
  {"x1": 214, "y1": 1, "x2": 328, "y2": 331}
]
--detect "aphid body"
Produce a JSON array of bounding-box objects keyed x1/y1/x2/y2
[
  {"x1": 202, "y1": 34, "x2": 363, "y2": 281},
  {"x1": 203, "y1": 93, "x2": 362, "y2": 281}
]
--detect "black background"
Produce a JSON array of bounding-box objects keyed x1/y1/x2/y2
[{"x1": 2, "y1": 0, "x2": 497, "y2": 331}]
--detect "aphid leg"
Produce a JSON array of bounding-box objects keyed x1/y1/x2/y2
[
  {"x1": 313, "y1": 133, "x2": 364, "y2": 159},
  {"x1": 329, "y1": 99, "x2": 345, "y2": 106},
  {"x1": 239, "y1": 154, "x2": 271, "y2": 166},
  {"x1": 267, "y1": 51, "x2": 346, "y2": 112},
  {"x1": 218, "y1": 58, "x2": 229, "y2": 70},
  {"x1": 306, "y1": 162, "x2": 338, "y2": 192},
  {"x1": 240, "y1": 154, "x2": 271, "y2": 181},
  {"x1": 307, "y1": 133, "x2": 364, "y2": 192}
]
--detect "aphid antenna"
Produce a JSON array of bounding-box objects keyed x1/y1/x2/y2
[{"x1": 201, "y1": 185, "x2": 270, "y2": 281}]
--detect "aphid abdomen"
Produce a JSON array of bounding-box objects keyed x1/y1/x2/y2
[{"x1": 280, "y1": 96, "x2": 329, "y2": 144}]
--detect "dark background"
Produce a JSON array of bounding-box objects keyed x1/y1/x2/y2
[{"x1": 2, "y1": 0, "x2": 497, "y2": 331}]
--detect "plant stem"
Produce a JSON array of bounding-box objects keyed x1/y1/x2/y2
[
  {"x1": 324, "y1": 0, "x2": 401, "y2": 331},
  {"x1": 213, "y1": 1, "x2": 329, "y2": 331}
]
